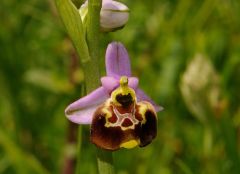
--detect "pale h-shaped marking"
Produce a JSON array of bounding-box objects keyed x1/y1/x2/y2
[{"x1": 105, "y1": 105, "x2": 140, "y2": 131}]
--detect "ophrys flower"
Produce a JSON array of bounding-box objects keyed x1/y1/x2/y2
[{"x1": 65, "y1": 42, "x2": 163, "y2": 150}]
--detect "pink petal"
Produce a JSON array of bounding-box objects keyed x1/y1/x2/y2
[
  {"x1": 65, "y1": 87, "x2": 109, "y2": 124},
  {"x1": 101, "y1": 76, "x2": 119, "y2": 93},
  {"x1": 128, "y1": 77, "x2": 139, "y2": 90},
  {"x1": 136, "y1": 88, "x2": 163, "y2": 112},
  {"x1": 68, "y1": 105, "x2": 99, "y2": 124},
  {"x1": 105, "y1": 42, "x2": 131, "y2": 77}
]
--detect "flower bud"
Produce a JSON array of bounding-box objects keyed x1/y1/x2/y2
[{"x1": 79, "y1": 0, "x2": 129, "y2": 32}]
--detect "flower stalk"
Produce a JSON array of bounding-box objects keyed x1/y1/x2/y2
[
  {"x1": 86, "y1": 0, "x2": 114, "y2": 173},
  {"x1": 84, "y1": 0, "x2": 102, "y2": 91}
]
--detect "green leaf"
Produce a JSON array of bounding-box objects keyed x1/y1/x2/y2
[{"x1": 55, "y1": 0, "x2": 90, "y2": 63}]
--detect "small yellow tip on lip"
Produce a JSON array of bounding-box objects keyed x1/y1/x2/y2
[{"x1": 120, "y1": 139, "x2": 139, "y2": 149}]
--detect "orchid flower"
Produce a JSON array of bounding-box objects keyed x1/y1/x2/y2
[{"x1": 65, "y1": 42, "x2": 163, "y2": 151}]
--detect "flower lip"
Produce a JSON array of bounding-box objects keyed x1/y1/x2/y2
[{"x1": 90, "y1": 97, "x2": 158, "y2": 151}]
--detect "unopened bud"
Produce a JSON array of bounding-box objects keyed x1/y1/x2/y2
[{"x1": 79, "y1": 0, "x2": 129, "y2": 32}]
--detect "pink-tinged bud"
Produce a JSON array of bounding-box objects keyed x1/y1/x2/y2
[
  {"x1": 79, "y1": 0, "x2": 129, "y2": 32},
  {"x1": 101, "y1": 0, "x2": 129, "y2": 32}
]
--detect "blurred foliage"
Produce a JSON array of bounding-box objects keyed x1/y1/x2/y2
[{"x1": 0, "y1": 0, "x2": 240, "y2": 173}]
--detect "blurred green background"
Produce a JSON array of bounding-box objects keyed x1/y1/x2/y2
[{"x1": 1, "y1": 0, "x2": 240, "y2": 173}]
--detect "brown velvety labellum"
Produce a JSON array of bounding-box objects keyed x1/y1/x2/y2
[
  {"x1": 90, "y1": 100, "x2": 157, "y2": 151},
  {"x1": 135, "y1": 112, "x2": 143, "y2": 121},
  {"x1": 91, "y1": 106, "x2": 139, "y2": 151}
]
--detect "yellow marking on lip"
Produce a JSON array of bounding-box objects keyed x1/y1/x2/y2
[
  {"x1": 102, "y1": 99, "x2": 115, "y2": 128},
  {"x1": 120, "y1": 124, "x2": 135, "y2": 131},
  {"x1": 120, "y1": 139, "x2": 139, "y2": 149},
  {"x1": 103, "y1": 99, "x2": 112, "y2": 118},
  {"x1": 137, "y1": 102, "x2": 148, "y2": 124},
  {"x1": 137, "y1": 101, "x2": 157, "y2": 124}
]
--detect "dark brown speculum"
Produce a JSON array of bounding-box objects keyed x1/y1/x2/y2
[{"x1": 116, "y1": 93, "x2": 133, "y2": 107}]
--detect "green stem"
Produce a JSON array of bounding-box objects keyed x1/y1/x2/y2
[
  {"x1": 96, "y1": 148, "x2": 115, "y2": 174},
  {"x1": 86, "y1": 0, "x2": 115, "y2": 174}
]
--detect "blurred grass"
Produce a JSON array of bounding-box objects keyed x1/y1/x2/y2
[{"x1": 0, "y1": 0, "x2": 240, "y2": 173}]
